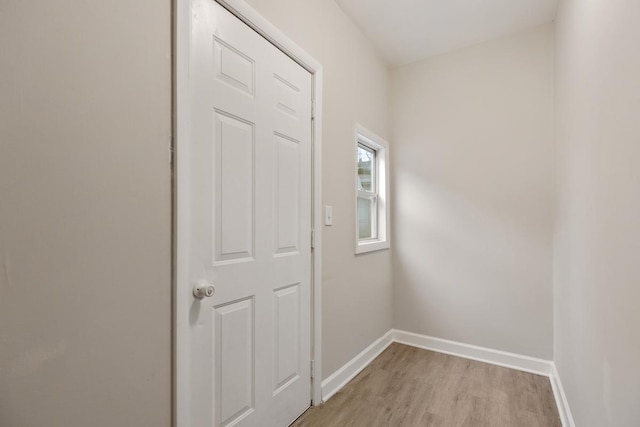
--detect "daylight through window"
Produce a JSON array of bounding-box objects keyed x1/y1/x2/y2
[
  {"x1": 357, "y1": 143, "x2": 377, "y2": 240},
  {"x1": 354, "y1": 125, "x2": 390, "y2": 254}
]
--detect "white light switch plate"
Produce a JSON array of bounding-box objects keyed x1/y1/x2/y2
[{"x1": 325, "y1": 205, "x2": 333, "y2": 226}]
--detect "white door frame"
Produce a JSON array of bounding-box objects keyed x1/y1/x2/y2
[{"x1": 174, "y1": 0, "x2": 324, "y2": 425}]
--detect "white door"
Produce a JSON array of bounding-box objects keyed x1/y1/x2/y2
[{"x1": 187, "y1": 1, "x2": 313, "y2": 426}]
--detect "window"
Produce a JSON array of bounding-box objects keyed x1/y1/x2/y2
[
  {"x1": 357, "y1": 144, "x2": 377, "y2": 239},
  {"x1": 355, "y1": 124, "x2": 390, "y2": 254}
]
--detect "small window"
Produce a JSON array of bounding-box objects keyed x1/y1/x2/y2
[
  {"x1": 357, "y1": 143, "x2": 377, "y2": 240},
  {"x1": 355, "y1": 125, "x2": 390, "y2": 254}
]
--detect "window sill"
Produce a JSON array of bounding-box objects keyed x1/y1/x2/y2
[{"x1": 355, "y1": 239, "x2": 390, "y2": 254}]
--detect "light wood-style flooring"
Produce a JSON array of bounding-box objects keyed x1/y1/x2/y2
[{"x1": 293, "y1": 343, "x2": 561, "y2": 427}]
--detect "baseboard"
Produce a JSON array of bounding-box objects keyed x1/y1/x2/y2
[
  {"x1": 549, "y1": 362, "x2": 576, "y2": 427},
  {"x1": 392, "y1": 329, "x2": 553, "y2": 376},
  {"x1": 321, "y1": 330, "x2": 394, "y2": 402}
]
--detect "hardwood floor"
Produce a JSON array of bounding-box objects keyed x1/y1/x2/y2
[{"x1": 293, "y1": 343, "x2": 561, "y2": 427}]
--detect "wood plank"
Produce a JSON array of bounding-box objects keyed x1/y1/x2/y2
[{"x1": 293, "y1": 343, "x2": 561, "y2": 427}]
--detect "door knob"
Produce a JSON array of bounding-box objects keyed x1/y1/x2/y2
[{"x1": 193, "y1": 281, "x2": 215, "y2": 299}]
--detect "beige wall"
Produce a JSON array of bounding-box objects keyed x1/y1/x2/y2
[
  {"x1": 554, "y1": 0, "x2": 640, "y2": 425},
  {"x1": 390, "y1": 25, "x2": 555, "y2": 358},
  {"x1": 243, "y1": 0, "x2": 393, "y2": 378},
  {"x1": 0, "y1": 1, "x2": 172, "y2": 426}
]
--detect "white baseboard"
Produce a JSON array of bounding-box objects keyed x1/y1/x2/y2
[
  {"x1": 550, "y1": 362, "x2": 576, "y2": 427},
  {"x1": 392, "y1": 329, "x2": 552, "y2": 376},
  {"x1": 321, "y1": 328, "x2": 574, "y2": 427},
  {"x1": 320, "y1": 330, "x2": 394, "y2": 402}
]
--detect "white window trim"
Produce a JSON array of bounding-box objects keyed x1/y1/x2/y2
[{"x1": 354, "y1": 124, "x2": 390, "y2": 254}]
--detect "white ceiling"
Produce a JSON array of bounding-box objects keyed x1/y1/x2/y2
[{"x1": 335, "y1": 0, "x2": 558, "y2": 66}]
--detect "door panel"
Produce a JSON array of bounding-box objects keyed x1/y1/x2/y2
[
  {"x1": 274, "y1": 134, "x2": 300, "y2": 255},
  {"x1": 274, "y1": 74, "x2": 301, "y2": 118},
  {"x1": 214, "y1": 38, "x2": 255, "y2": 97},
  {"x1": 273, "y1": 284, "x2": 301, "y2": 393},
  {"x1": 215, "y1": 298, "x2": 255, "y2": 426},
  {"x1": 214, "y1": 111, "x2": 255, "y2": 263},
  {"x1": 189, "y1": 1, "x2": 312, "y2": 426}
]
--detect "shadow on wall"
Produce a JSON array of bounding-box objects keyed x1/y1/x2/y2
[{"x1": 392, "y1": 167, "x2": 553, "y2": 358}]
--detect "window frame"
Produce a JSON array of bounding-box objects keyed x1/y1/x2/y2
[{"x1": 354, "y1": 124, "x2": 390, "y2": 254}]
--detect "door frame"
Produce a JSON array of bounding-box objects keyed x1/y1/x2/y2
[{"x1": 173, "y1": 0, "x2": 324, "y2": 425}]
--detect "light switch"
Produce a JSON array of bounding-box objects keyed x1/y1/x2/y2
[{"x1": 325, "y1": 205, "x2": 333, "y2": 226}]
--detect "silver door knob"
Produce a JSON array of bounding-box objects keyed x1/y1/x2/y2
[{"x1": 193, "y1": 281, "x2": 215, "y2": 299}]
